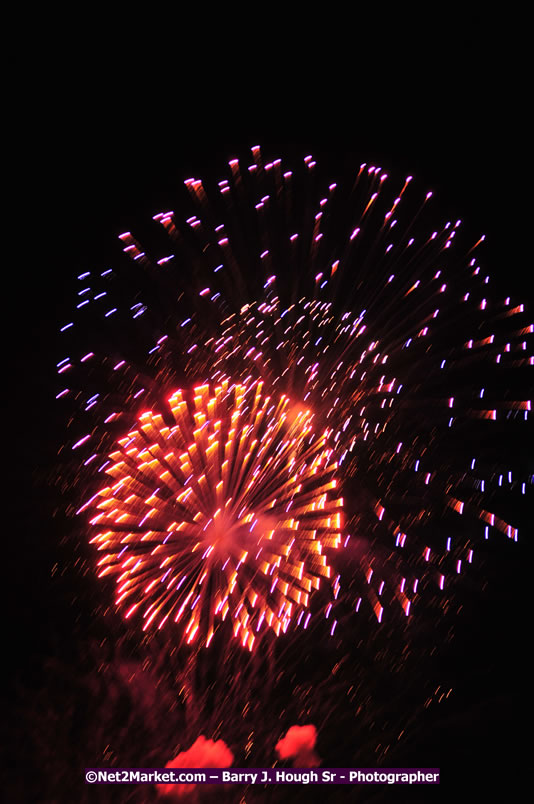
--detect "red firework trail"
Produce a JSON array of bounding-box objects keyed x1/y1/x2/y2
[{"x1": 78, "y1": 380, "x2": 342, "y2": 648}]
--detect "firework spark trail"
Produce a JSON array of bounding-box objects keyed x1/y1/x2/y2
[
  {"x1": 78, "y1": 380, "x2": 342, "y2": 648},
  {"x1": 58, "y1": 146, "x2": 532, "y2": 633}
]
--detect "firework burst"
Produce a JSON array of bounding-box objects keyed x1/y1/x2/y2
[
  {"x1": 58, "y1": 146, "x2": 532, "y2": 633},
  {"x1": 79, "y1": 379, "x2": 342, "y2": 648}
]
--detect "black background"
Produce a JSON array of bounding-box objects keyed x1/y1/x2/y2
[{"x1": 8, "y1": 65, "x2": 531, "y2": 802}]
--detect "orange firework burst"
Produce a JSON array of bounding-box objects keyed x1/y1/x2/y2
[{"x1": 81, "y1": 380, "x2": 343, "y2": 649}]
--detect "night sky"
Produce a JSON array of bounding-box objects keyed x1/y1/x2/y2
[{"x1": 8, "y1": 91, "x2": 531, "y2": 803}]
